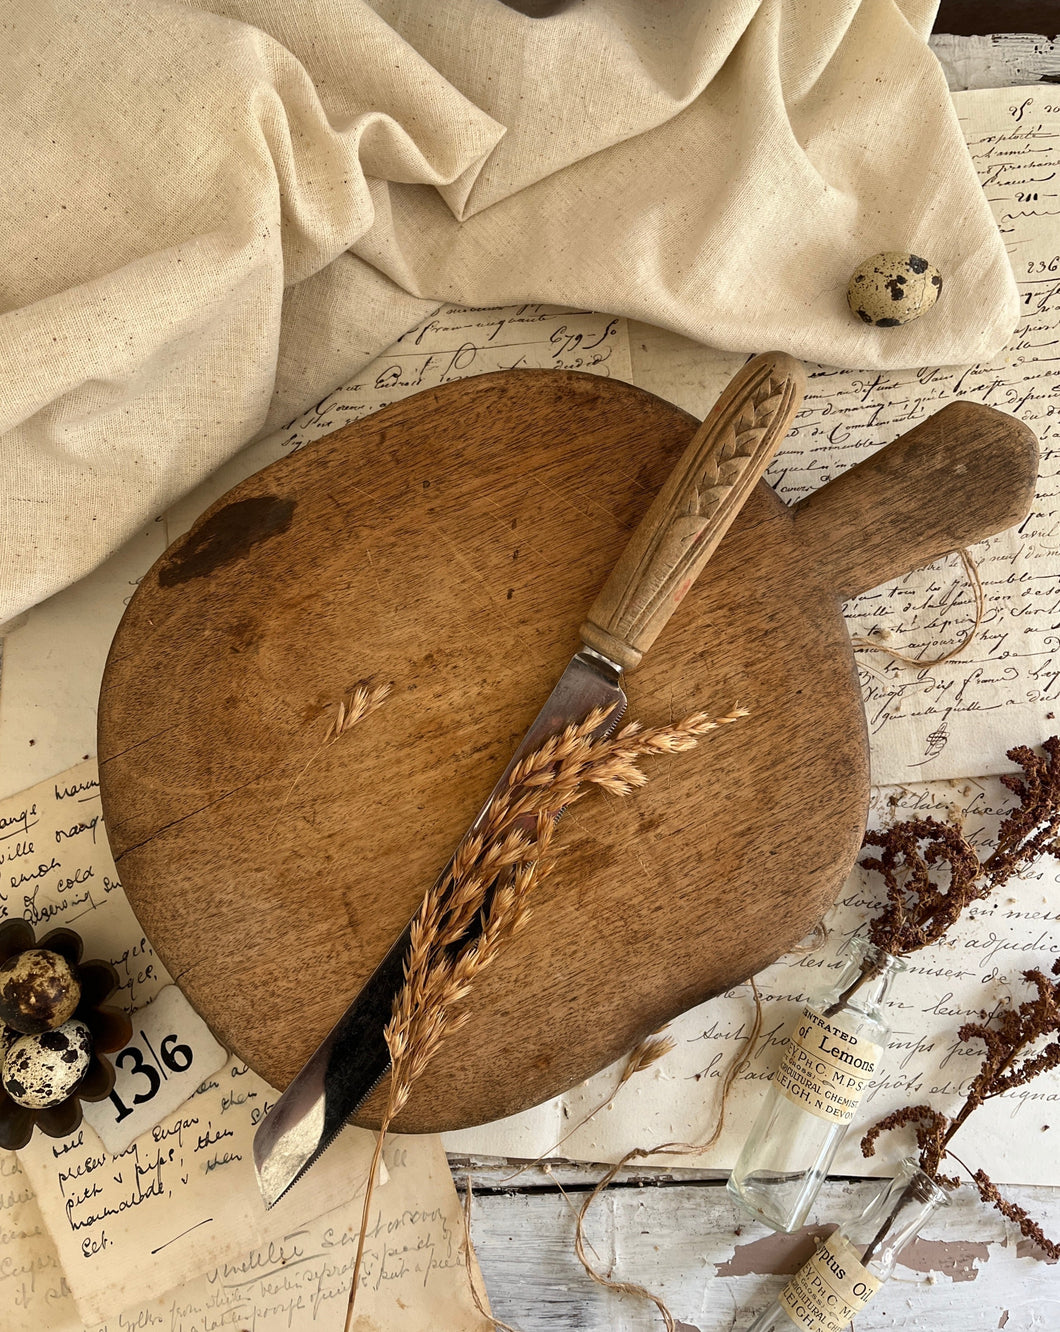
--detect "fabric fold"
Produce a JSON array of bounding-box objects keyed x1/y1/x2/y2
[{"x1": 0, "y1": 0, "x2": 1018, "y2": 623}]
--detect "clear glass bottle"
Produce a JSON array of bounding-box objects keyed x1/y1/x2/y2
[
  {"x1": 747, "y1": 1158, "x2": 951, "y2": 1332},
  {"x1": 728, "y1": 935, "x2": 906, "y2": 1231}
]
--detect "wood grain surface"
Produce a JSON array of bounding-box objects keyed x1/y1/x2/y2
[{"x1": 95, "y1": 371, "x2": 1037, "y2": 1132}]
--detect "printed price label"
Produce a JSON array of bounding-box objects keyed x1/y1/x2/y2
[
  {"x1": 82, "y1": 985, "x2": 227, "y2": 1153},
  {"x1": 773, "y1": 1006, "x2": 880, "y2": 1124},
  {"x1": 778, "y1": 1231, "x2": 881, "y2": 1332}
]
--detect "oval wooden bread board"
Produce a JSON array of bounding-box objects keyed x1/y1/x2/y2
[{"x1": 97, "y1": 371, "x2": 1037, "y2": 1131}]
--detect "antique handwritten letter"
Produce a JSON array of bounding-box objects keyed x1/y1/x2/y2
[
  {"x1": 0, "y1": 1153, "x2": 72, "y2": 1332},
  {"x1": 1, "y1": 1132, "x2": 491, "y2": 1331},
  {"x1": 630, "y1": 86, "x2": 1060, "y2": 788}
]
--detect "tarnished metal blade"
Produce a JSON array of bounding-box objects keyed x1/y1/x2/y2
[
  {"x1": 253, "y1": 649, "x2": 625, "y2": 1208},
  {"x1": 253, "y1": 930, "x2": 407, "y2": 1209}
]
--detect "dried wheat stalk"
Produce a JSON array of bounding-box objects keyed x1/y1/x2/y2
[
  {"x1": 277, "y1": 681, "x2": 392, "y2": 826},
  {"x1": 383, "y1": 706, "x2": 747, "y2": 1125},
  {"x1": 490, "y1": 1027, "x2": 680, "y2": 1187},
  {"x1": 324, "y1": 681, "x2": 393, "y2": 740},
  {"x1": 343, "y1": 703, "x2": 747, "y2": 1327}
]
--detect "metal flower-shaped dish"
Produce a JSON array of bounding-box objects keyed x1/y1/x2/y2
[{"x1": 0, "y1": 918, "x2": 132, "y2": 1149}]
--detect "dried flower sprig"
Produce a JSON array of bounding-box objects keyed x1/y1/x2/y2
[
  {"x1": 989, "y1": 735, "x2": 1060, "y2": 876},
  {"x1": 820, "y1": 736, "x2": 1060, "y2": 1025},
  {"x1": 861, "y1": 737, "x2": 1060, "y2": 957},
  {"x1": 619, "y1": 1030, "x2": 678, "y2": 1083},
  {"x1": 862, "y1": 958, "x2": 1060, "y2": 1258},
  {"x1": 343, "y1": 703, "x2": 748, "y2": 1329},
  {"x1": 859, "y1": 817, "x2": 984, "y2": 957}
]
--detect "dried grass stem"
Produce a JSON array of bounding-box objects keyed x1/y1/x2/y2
[{"x1": 343, "y1": 702, "x2": 747, "y2": 1326}]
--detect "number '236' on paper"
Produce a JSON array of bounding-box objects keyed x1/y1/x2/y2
[{"x1": 82, "y1": 985, "x2": 228, "y2": 1155}]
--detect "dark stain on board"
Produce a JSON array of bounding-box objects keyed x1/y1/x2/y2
[{"x1": 158, "y1": 496, "x2": 296, "y2": 587}]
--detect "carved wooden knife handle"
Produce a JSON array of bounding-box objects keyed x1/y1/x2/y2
[{"x1": 580, "y1": 350, "x2": 806, "y2": 672}]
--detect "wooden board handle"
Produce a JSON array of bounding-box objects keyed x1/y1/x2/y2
[
  {"x1": 792, "y1": 401, "x2": 1039, "y2": 601},
  {"x1": 579, "y1": 351, "x2": 806, "y2": 670}
]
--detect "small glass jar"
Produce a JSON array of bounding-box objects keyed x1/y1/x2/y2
[
  {"x1": 747, "y1": 1158, "x2": 951, "y2": 1332},
  {"x1": 728, "y1": 935, "x2": 906, "y2": 1231}
]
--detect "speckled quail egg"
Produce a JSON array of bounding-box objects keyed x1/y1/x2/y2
[
  {"x1": 847, "y1": 252, "x2": 943, "y2": 327},
  {"x1": 0, "y1": 1023, "x2": 16, "y2": 1073},
  {"x1": 0, "y1": 948, "x2": 81, "y2": 1034},
  {"x1": 2, "y1": 1019, "x2": 93, "y2": 1108}
]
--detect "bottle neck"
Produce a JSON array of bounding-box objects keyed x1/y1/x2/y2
[
  {"x1": 830, "y1": 939, "x2": 905, "y2": 1016},
  {"x1": 853, "y1": 1162, "x2": 951, "y2": 1278}
]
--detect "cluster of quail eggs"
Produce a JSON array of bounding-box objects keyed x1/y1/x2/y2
[
  {"x1": 0, "y1": 947, "x2": 94, "y2": 1108},
  {"x1": 0, "y1": 920, "x2": 130, "y2": 1148}
]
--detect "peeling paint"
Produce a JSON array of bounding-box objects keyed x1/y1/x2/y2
[
  {"x1": 1017, "y1": 1238, "x2": 1059, "y2": 1265},
  {"x1": 999, "y1": 1311, "x2": 1009, "y2": 1328},
  {"x1": 715, "y1": 1225, "x2": 833, "y2": 1277},
  {"x1": 899, "y1": 1236, "x2": 990, "y2": 1282},
  {"x1": 674, "y1": 1322, "x2": 702, "y2": 1332}
]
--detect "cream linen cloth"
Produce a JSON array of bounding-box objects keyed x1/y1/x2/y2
[{"x1": 0, "y1": 0, "x2": 1017, "y2": 623}]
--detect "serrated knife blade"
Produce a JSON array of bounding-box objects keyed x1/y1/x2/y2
[{"x1": 254, "y1": 351, "x2": 806, "y2": 1207}]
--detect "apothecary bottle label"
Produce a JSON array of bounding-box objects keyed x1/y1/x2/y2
[
  {"x1": 773, "y1": 1006, "x2": 881, "y2": 1124},
  {"x1": 777, "y1": 1231, "x2": 881, "y2": 1332}
]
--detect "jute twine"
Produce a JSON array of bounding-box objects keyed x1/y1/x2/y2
[
  {"x1": 461, "y1": 979, "x2": 765, "y2": 1331},
  {"x1": 851, "y1": 548, "x2": 983, "y2": 668}
]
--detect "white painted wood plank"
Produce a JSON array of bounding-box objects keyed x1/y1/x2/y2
[
  {"x1": 932, "y1": 33, "x2": 1060, "y2": 91},
  {"x1": 463, "y1": 1174, "x2": 1060, "y2": 1331}
]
